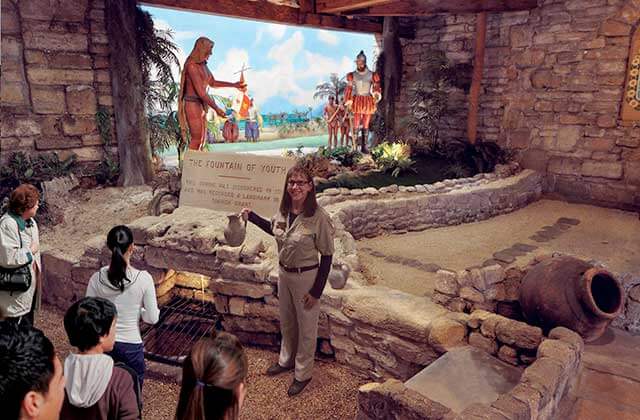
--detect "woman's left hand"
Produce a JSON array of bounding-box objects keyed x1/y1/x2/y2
[{"x1": 302, "y1": 293, "x2": 318, "y2": 310}]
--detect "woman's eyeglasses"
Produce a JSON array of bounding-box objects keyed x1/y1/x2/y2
[{"x1": 287, "y1": 180, "x2": 309, "y2": 187}]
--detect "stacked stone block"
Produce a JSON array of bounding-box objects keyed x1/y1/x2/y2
[
  {"x1": 395, "y1": 0, "x2": 640, "y2": 210},
  {"x1": 0, "y1": 0, "x2": 114, "y2": 169},
  {"x1": 328, "y1": 169, "x2": 543, "y2": 239},
  {"x1": 356, "y1": 327, "x2": 584, "y2": 420}
]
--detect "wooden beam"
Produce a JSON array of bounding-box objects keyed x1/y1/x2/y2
[
  {"x1": 467, "y1": 12, "x2": 487, "y2": 144},
  {"x1": 140, "y1": 0, "x2": 383, "y2": 34},
  {"x1": 316, "y1": 0, "x2": 395, "y2": 14},
  {"x1": 380, "y1": 16, "x2": 402, "y2": 140},
  {"x1": 349, "y1": 0, "x2": 538, "y2": 15},
  {"x1": 298, "y1": 0, "x2": 315, "y2": 14}
]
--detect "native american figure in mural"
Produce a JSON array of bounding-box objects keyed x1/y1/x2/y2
[
  {"x1": 344, "y1": 50, "x2": 381, "y2": 154},
  {"x1": 178, "y1": 37, "x2": 246, "y2": 151}
]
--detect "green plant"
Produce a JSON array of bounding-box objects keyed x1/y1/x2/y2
[
  {"x1": 0, "y1": 152, "x2": 77, "y2": 215},
  {"x1": 371, "y1": 142, "x2": 416, "y2": 178},
  {"x1": 297, "y1": 153, "x2": 331, "y2": 178},
  {"x1": 441, "y1": 138, "x2": 508, "y2": 174},
  {"x1": 329, "y1": 146, "x2": 362, "y2": 167},
  {"x1": 136, "y1": 7, "x2": 180, "y2": 106},
  {"x1": 96, "y1": 151, "x2": 120, "y2": 185},
  {"x1": 96, "y1": 106, "x2": 112, "y2": 146},
  {"x1": 406, "y1": 50, "x2": 452, "y2": 153}
]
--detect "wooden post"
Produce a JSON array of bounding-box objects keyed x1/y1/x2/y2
[
  {"x1": 381, "y1": 16, "x2": 402, "y2": 141},
  {"x1": 467, "y1": 12, "x2": 487, "y2": 144},
  {"x1": 105, "y1": 0, "x2": 154, "y2": 185}
]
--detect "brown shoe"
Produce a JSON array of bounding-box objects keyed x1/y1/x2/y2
[
  {"x1": 266, "y1": 363, "x2": 292, "y2": 376},
  {"x1": 287, "y1": 378, "x2": 311, "y2": 396}
]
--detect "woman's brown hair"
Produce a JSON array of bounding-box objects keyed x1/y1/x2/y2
[
  {"x1": 175, "y1": 332, "x2": 248, "y2": 420},
  {"x1": 8, "y1": 184, "x2": 40, "y2": 215},
  {"x1": 279, "y1": 164, "x2": 318, "y2": 217}
]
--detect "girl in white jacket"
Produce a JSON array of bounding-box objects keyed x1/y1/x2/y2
[{"x1": 86, "y1": 225, "x2": 159, "y2": 390}]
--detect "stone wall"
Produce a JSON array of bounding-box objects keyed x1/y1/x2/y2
[
  {"x1": 41, "y1": 205, "x2": 470, "y2": 382},
  {"x1": 0, "y1": 0, "x2": 114, "y2": 169},
  {"x1": 328, "y1": 168, "x2": 543, "y2": 239},
  {"x1": 434, "y1": 253, "x2": 640, "y2": 336},
  {"x1": 356, "y1": 326, "x2": 584, "y2": 420},
  {"x1": 396, "y1": 0, "x2": 640, "y2": 210}
]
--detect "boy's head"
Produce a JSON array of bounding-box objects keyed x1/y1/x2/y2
[
  {"x1": 64, "y1": 297, "x2": 117, "y2": 353},
  {"x1": 0, "y1": 322, "x2": 65, "y2": 420}
]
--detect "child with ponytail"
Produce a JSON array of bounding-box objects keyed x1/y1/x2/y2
[
  {"x1": 175, "y1": 332, "x2": 248, "y2": 420},
  {"x1": 86, "y1": 225, "x2": 159, "y2": 393}
]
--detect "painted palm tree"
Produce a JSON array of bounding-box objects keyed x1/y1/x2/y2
[
  {"x1": 314, "y1": 73, "x2": 347, "y2": 101},
  {"x1": 136, "y1": 7, "x2": 180, "y2": 110}
]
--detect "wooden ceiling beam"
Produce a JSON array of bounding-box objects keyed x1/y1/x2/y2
[
  {"x1": 140, "y1": 0, "x2": 383, "y2": 33},
  {"x1": 316, "y1": 0, "x2": 396, "y2": 14},
  {"x1": 348, "y1": 0, "x2": 538, "y2": 15}
]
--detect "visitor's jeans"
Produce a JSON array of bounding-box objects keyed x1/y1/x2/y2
[
  {"x1": 245, "y1": 121, "x2": 259, "y2": 141},
  {"x1": 108, "y1": 341, "x2": 145, "y2": 388}
]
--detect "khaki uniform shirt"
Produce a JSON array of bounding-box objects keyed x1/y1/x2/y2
[{"x1": 271, "y1": 207, "x2": 335, "y2": 268}]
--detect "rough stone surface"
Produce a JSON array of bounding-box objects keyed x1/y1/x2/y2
[{"x1": 393, "y1": 2, "x2": 640, "y2": 210}]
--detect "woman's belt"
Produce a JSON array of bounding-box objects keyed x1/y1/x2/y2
[{"x1": 279, "y1": 262, "x2": 319, "y2": 273}]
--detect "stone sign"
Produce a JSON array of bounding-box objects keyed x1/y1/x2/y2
[{"x1": 180, "y1": 151, "x2": 295, "y2": 215}]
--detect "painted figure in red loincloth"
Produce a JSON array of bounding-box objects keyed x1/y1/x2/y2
[
  {"x1": 323, "y1": 96, "x2": 340, "y2": 150},
  {"x1": 178, "y1": 37, "x2": 245, "y2": 151},
  {"x1": 344, "y1": 50, "x2": 381, "y2": 154}
]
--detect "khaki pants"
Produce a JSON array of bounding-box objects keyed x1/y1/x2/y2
[{"x1": 277, "y1": 267, "x2": 320, "y2": 382}]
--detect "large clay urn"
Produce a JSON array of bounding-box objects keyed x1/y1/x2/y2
[
  {"x1": 224, "y1": 214, "x2": 246, "y2": 247},
  {"x1": 519, "y1": 256, "x2": 624, "y2": 342}
]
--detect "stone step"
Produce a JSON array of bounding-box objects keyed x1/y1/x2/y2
[{"x1": 404, "y1": 346, "x2": 523, "y2": 414}]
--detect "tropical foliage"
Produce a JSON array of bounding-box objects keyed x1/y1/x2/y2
[
  {"x1": 407, "y1": 50, "x2": 452, "y2": 153},
  {"x1": 371, "y1": 142, "x2": 416, "y2": 178},
  {"x1": 95, "y1": 106, "x2": 119, "y2": 185},
  {"x1": 135, "y1": 7, "x2": 180, "y2": 108},
  {"x1": 314, "y1": 73, "x2": 347, "y2": 101},
  {"x1": 320, "y1": 146, "x2": 362, "y2": 168},
  {"x1": 440, "y1": 138, "x2": 509, "y2": 174},
  {"x1": 0, "y1": 152, "x2": 77, "y2": 216}
]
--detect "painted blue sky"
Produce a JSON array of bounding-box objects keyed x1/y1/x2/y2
[{"x1": 142, "y1": 5, "x2": 378, "y2": 114}]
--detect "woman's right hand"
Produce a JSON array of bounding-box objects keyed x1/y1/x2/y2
[{"x1": 240, "y1": 208, "x2": 252, "y2": 222}]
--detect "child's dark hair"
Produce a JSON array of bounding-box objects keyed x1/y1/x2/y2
[
  {"x1": 106, "y1": 225, "x2": 134, "y2": 292},
  {"x1": 64, "y1": 297, "x2": 117, "y2": 352},
  {"x1": 0, "y1": 322, "x2": 56, "y2": 420}
]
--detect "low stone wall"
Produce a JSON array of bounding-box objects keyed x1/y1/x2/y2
[
  {"x1": 433, "y1": 253, "x2": 640, "y2": 335},
  {"x1": 318, "y1": 162, "x2": 520, "y2": 207},
  {"x1": 41, "y1": 206, "x2": 468, "y2": 381},
  {"x1": 467, "y1": 310, "x2": 542, "y2": 366},
  {"x1": 356, "y1": 326, "x2": 584, "y2": 420},
  {"x1": 327, "y1": 169, "x2": 544, "y2": 239}
]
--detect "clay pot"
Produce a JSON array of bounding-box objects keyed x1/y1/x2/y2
[
  {"x1": 519, "y1": 256, "x2": 624, "y2": 342},
  {"x1": 328, "y1": 264, "x2": 350, "y2": 290},
  {"x1": 224, "y1": 214, "x2": 246, "y2": 247}
]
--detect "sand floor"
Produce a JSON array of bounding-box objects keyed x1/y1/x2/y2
[
  {"x1": 35, "y1": 306, "x2": 366, "y2": 420},
  {"x1": 359, "y1": 199, "x2": 640, "y2": 296}
]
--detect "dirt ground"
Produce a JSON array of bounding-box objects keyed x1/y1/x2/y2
[
  {"x1": 39, "y1": 185, "x2": 153, "y2": 259},
  {"x1": 35, "y1": 306, "x2": 366, "y2": 420},
  {"x1": 360, "y1": 199, "x2": 640, "y2": 296}
]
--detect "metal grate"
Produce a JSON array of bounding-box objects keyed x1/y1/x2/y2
[{"x1": 142, "y1": 295, "x2": 221, "y2": 366}]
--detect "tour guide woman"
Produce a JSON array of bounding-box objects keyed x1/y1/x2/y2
[{"x1": 241, "y1": 164, "x2": 334, "y2": 397}]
